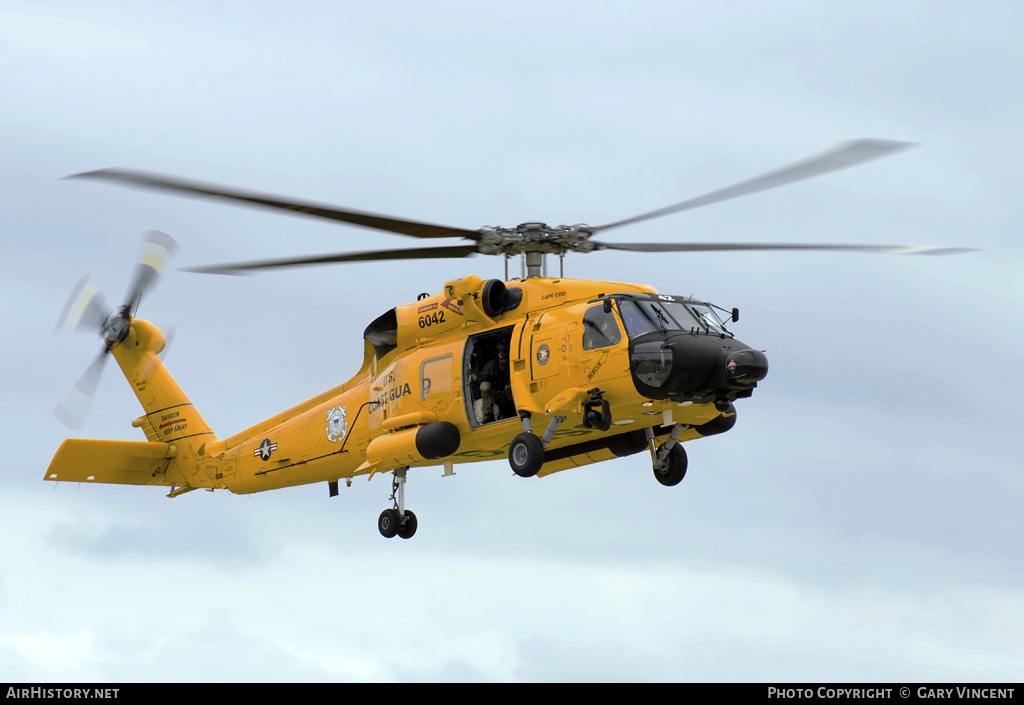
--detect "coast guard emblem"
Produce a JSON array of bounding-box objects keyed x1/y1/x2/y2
[
  {"x1": 536, "y1": 344, "x2": 550, "y2": 365},
  {"x1": 326, "y1": 405, "x2": 348, "y2": 443}
]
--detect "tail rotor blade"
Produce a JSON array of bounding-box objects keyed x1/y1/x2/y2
[
  {"x1": 157, "y1": 325, "x2": 175, "y2": 360},
  {"x1": 54, "y1": 350, "x2": 108, "y2": 429},
  {"x1": 125, "y1": 230, "x2": 179, "y2": 316},
  {"x1": 56, "y1": 276, "x2": 110, "y2": 333}
]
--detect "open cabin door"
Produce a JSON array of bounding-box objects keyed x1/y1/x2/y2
[{"x1": 462, "y1": 326, "x2": 516, "y2": 429}]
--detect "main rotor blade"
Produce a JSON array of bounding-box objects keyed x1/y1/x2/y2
[
  {"x1": 592, "y1": 139, "x2": 917, "y2": 233},
  {"x1": 54, "y1": 349, "x2": 108, "y2": 429},
  {"x1": 182, "y1": 244, "x2": 480, "y2": 274},
  {"x1": 124, "y1": 230, "x2": 179, "y2": 317},
  {"x1": 593, "y1": 241, "x2": 975, "y2": 255},
  {"x1": 68, "y1": 169, "x2": 481, "y2": 241}
]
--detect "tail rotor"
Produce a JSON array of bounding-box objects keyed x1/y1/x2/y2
[{"x1": 54, "y1": 231, "x2": 178, "y2": 428}]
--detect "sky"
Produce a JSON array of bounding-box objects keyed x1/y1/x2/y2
[{"x1": 1, "y1": 0, "x2": 1022, "y2": 683}]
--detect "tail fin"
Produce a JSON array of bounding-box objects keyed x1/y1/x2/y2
[{"x1": 110, "y1": 318, "x2": 218, "y2": 456}]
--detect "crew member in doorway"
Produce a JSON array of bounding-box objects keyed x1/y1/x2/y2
[{"x1": 480, "y1": 339, "x2": 514, "y2": 420}]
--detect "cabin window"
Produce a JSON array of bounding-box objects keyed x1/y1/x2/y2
[
  {"x1": 421, "y1": 355, "x2": 453, "y2": 401},
  {"x1": 582, "y1": 305, "x2": 622, "y2": 351}
]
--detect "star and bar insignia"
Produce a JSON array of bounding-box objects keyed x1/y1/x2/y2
[{"x1": 254, "y1": 438, "x2": 278, "y2": 461}]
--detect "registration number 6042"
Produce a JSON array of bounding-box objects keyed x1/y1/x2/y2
[{"x1": 418, "y1": 311, "x2": 446, "y2": 328}]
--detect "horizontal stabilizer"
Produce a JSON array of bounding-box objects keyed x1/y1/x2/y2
[{"x1": 45, "y1": 439, "x2": 184, "y2": 486}]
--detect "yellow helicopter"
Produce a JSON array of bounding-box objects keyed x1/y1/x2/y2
[{"x1": 46, "y1": 139, "x2": 967, "y2": 538}]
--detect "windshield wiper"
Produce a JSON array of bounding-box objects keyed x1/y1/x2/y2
[{"x1": 652, "y1": 305, "x2": 671, "y2": 333}]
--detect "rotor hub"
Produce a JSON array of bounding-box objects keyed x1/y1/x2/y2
[
  {"x1": 476, "y1": 222, "x2": 596, "y2": 258},
  {"x1": 100, "y1": 306, "x2": 132, "y2": 349},
  {"x1": 474, "y1": 222, "x2": 600, "y2": 277}
]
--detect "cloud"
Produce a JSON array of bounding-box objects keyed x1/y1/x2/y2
[{"x1": 0, "y1": 631, "x2": 108, "y2": 678}]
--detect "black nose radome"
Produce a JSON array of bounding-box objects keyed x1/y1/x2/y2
[
  {"x1": 725, "y1": 349, "x2": 768, "y2": 384},
  {"x1": 628, "y1": 332, "x2": 768, "y2": 403}
]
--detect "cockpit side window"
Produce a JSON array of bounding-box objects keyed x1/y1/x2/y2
[{"x1": 582, "y1": 305, "x2": 623, "y2": 351}]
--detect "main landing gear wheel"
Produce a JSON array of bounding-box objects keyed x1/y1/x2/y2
[
  {"x1": 397, "y1": 510, "x2": 417, "y2": 539},
  {"x1": 378, "y1": 508, "x2": 418, "y2": 539},
  {"x1": 653, "y1": 443, "x2": 687, "y2": 487},
  {"x1": 378, "y1": 508, "x2": 401, "y2": 538},
  {"x1": 379, "y1": 468, "x2": 419, "y2": 539},
  {"x1": 508, "y1": 432, "x2": 544, "y2": 477}
]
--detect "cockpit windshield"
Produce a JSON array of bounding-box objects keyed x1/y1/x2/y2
[
  {"x1": 617, "y1": 297, "x2": 731, "y2": 338},
  {"x1": 618, "y1": 299, "x2": 682, "y2": 339}
]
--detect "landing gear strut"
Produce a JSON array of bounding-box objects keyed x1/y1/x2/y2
[{"x1": 378, "y1": 468, "x2": 417, "y2": 539}]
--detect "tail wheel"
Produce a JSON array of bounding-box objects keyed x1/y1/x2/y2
[
  {"x1": 508, "y1": 432, "x2": 544, "y2": 477},
  {"x1": 653, "y1": 443, "x2": 687, "y2": 486}
]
